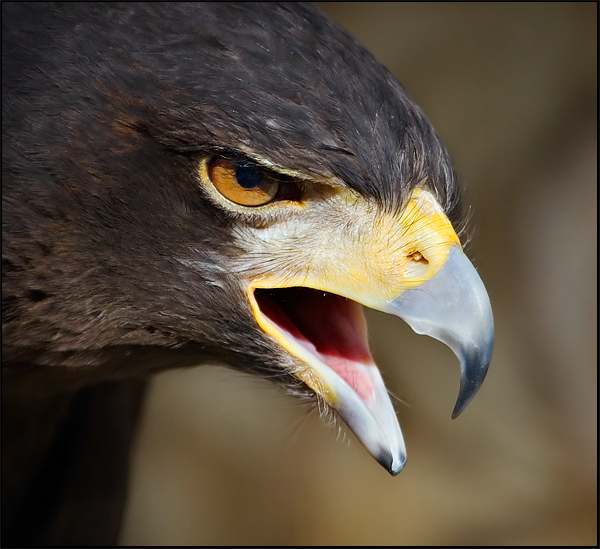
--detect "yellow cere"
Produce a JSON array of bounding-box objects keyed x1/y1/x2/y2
[
  {"x1": 392, "y1": 188, "x2": 462, "y2": 288},
  {"x1": 266, "y1": 187, "x2": 462, "y2": 308}
]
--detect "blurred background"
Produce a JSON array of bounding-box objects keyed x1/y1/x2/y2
[{"x1": 121, "y1": 3, "x2": 597, "y2": 545}]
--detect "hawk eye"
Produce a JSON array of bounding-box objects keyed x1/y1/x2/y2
[{"x1": 208, "y1": 157, "x2": 279, "y2": 206}]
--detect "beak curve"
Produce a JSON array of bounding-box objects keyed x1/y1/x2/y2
[
  {"x1": 243, "y1": 187, "x2": 493, "y2": 475},
  {"x1": 384, "y1": 246, "x2": 494, "y2": 418}
]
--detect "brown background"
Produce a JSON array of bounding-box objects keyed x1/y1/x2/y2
[{"x1": 121, "y1": 3, "x2": 597, "y2": 545}]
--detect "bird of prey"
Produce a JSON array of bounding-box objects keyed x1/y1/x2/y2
[{"x1": 2, "y1": 2, "x2": 494, "y2": 546}]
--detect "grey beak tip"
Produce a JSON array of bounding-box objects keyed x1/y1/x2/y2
[
  {"x1": 451, "y1": 407, "x2": 463, "y2": 420},
  {"x1": 374, "y1": 446, "x2": 406, "y2": 476},
  {"x1": 452, "y1": 386, "x2": 474, "y2": 418},
  {"x1": 387, "y1": 455, "x2": 407, "y2": 476},
  {"x1": 451, "y1": 393, "x2": 474, "y2": 418},
  {"x1": 452, "y1": 382, "x2": 482, "y2": 418},
  {"x1": 453, "y1": 339, "x2": 494, "y2": 418},
  {"x1": 389, "y1": 463, "x2": 405, "y2": 476}
]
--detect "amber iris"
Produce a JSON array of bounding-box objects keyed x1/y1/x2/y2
[{"x1": 208, "y1": 158, "x2": 280, "y2": 206}]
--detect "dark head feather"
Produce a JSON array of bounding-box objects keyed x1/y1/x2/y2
[{"x1": 3, "y1": 2, "x2": 461, "y2": 386}]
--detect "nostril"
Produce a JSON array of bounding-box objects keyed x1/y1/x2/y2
[{"x1": 409, "y1": 251, "x2": 429, "y2": 265}]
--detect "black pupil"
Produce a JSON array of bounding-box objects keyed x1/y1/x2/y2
[{"x1": 235, "y1": 164, "x2": 263, "y2": 189}]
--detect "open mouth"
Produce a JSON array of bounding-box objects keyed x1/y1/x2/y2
[
  {"x1": 249, "y1": 286, "x2": 406, "y2": 474},
  {"x1": 254, "y1": 287, "x2": 375, "y2": 401}
]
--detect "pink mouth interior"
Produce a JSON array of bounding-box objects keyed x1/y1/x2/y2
[{"x1": 254, "y1": 287, "x2": 375, "y2": 401}]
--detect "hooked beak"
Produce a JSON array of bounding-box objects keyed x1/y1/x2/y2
[
  {"x1": 246, "y1": 188, "x2": 494, "y2": 474},
  {"x1": 384, "y1": 246, "x2": 494, "y2": 419}
]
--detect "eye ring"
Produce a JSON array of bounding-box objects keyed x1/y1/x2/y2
[{"x1": 207, "y1": 157, "x2": 279, "y2": 207}]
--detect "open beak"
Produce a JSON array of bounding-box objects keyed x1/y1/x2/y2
[{"x1": 246, "y1": 188, "x2": 494, "y2": 474}]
